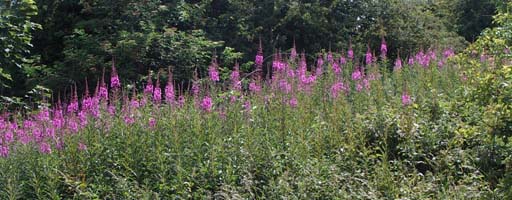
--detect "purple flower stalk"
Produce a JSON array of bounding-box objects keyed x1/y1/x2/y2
[
  {"x1": 231, "y1": 63, "x2": 242, "y2": 91},
  {"x1": 148, "y1": 118, "x2": 156, "y2": 128},
  {"x1": 408, "y1": 57, "x2": 414, "y2": 66},
  {"x1": 249, "y1": 81, "x2": 261, "y2": 93},
  {"x1": 78, "y1": 142, "x2": 87, "y2": 151},
  {"x1": 144, "y1": 73, "x2": 154, "y2": 95},
  {"x1": 153, "y1": 76, "x2": 162, "y2": 103},
  {"x1": 340, "y1": 55, "x2": 347, "y2": 65},
  {"x1": 99, "y1": 68, "x2": 109, "y2": 100},
  {"x1": 191, "y1": 82, "x2": 200, "y2": 97},
  {"x1": 380, "y1": 38, "x2": 387, "y2": 58},
  {"x1": 0, "y1": 145, "x2": 9, "y2": 157},
  {"x1": 208, "y1": 59, "x2": 220, "y2": 82},
  {"x1": 288, "y1": 97, "x2": 298, "y2": 108},
  {"x1": 394, "y1": 57, "x2": 402, "y2": 71},
  {"x1": 351, "y1": 67, "x2": 362, "y2": 80},
  {"x1": 200, "y1": 96, "x2": 213, "y2": 112},
  {"x1": 317, "y1": 54, "x2": 324, "y2": 69},
  {"x1": 165, "y1": 71, "x2": 175, "y2": 104},
  {"x1": 255, "y1": 39, "x2": 264, "y2": 66},
  {"x1": 365, "y1": 45, "x2": 373, "y2": 65},
  {"x1": 330, "y1": 82, "x2": 348, "y2": 98},
  {"x1": 332, "y1": 62, "x2": 341, "y2": 75},
  {"x1": 347, "y1": 45, "x2": 354, "y2": 60},
  {"x1": 402, "y1": 92, "x2": 412, "y2": 106},
  {"x1": 110, "y1": 59, "x2": 121, "y2": 89},
  {"x1": 39, "y1": 142, "x2": 52, "y2": 154},
  {"x1": 290, "y1": 42, "x2": 297, "y2": 60}
]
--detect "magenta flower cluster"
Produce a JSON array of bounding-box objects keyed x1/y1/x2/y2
[{"x1": 0, "y1": 39, "x2": 460, "y2": 158}]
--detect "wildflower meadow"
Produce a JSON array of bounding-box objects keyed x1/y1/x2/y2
[{"x1": 1, "y1": 37, "x2": 511, "y2": 199}]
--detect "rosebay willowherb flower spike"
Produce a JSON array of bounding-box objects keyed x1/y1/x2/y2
[
  {"x1": 110, "y1": 57, "x2": 120, "y2": 89},
  {"x1": 347, "y1": 42, "x2": 354, "y2": 60},
  {"x1": 380, "y1": 37, "x2": 387, "y2": 59},
  {"x1": 165, "y1": 69, "x2": 175, "y2": 104},
  {"x1": 144, "y1": 71, "x2": 154, "y2": 95},
  {"x1": 99, "y1": 68, "x2": 109, "y2": 101},
  {"x1": 67, "y1": 85, "x2": 79, "y2": 113},
  {"x1": 394, "y1": 54, "x2": 402, "y2": 71},
  {"x1": 231, "y1": 62, "x2": 241, "y2": 91},
  {"x1": 402, "y1": 91, "x2": 412, "y2": 106},
  {"x1": 200, "y1": 95, "x2": 213, "y2": 112},
  {"x1": 365, "y1": 44, "x2": 373, "y2": 65},
  {"x1": 290, "y1": 40, "x2": 297, "y2": 61},
  {"x1": 153, "y1": 73, "x2": 162, "y2": 103},
  {"x1": 208, "y1": 57, "x2": 220, "y2": 82}
]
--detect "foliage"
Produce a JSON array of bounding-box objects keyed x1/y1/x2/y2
[
  {"x1": 0, "y1": 0, "x2": 40, "y2": 97},
  {"x1": 0, "y1": 43, "x2": 510, "y2": 198}
]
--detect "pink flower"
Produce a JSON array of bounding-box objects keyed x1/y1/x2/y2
[
  {"x1": 249, "y1": 81, "x2": 261, "y2": 93},
  {"x1": 330, "y1": 82, "x2": 347, "y2": 98},
  {"x1": 288, "y1": 97, "x2": 298, "y2": 108},
  {"x1": 45, "y1": 127, "x2": 55, "y2": 138},
  {"x1": 443, "y1": 48, "x2": 455, "y2": 58},
  {"x1": 315, "y1": 65, "x2": 323, "y2": 77},
  {"x1": 255, "y1": 54, "x2": 264, "y2": 66},
  {"x1": 402, "y1": 92, "x2": 412, "y2": 106},
  {"x1": 408, "y1": 57, "x2": 414, "y2": 66},
  {"x1": 279, "y1": 80, "x2": 292, "y2": 94},
  {"x1": 37, "y1": 108, "x2": 50, "y2": 121},
  {"x1": 290, "y1": 43, "x2": 297, "y2": 60},
  {"x1": 231, "y1": 63, "x2": 241, "y2": 91},
  {"x1": 191, "y1": 82, "x2": 200, "y2": 97},
  {"x1": 148, "y1": 118, "x2": 157, "y2": 128},
  {"x1": 380, "y1": 38, "x2": 387, "y2": 58},
  {"x1": 208, "y1": 59, "x2": 220, "y2": 82},
  {"x1": 201, "y1": 96, "x2": 213, "y2": 112},
  {"x1": 0, "y1": 145, "x2": 9, "y2": 157},
  {"x1": 107, "y1": 105, "x2": 116, "y2": 115},
  {"x1": 78, "y1": 110, "x2": 88, "y2": 128},
  {"x1": 33, "y1": 129, "x2": 44, "y2": 142},
  {"x1": 347, "y1": 46, "x2": 354, "y2": 60},
  {"x1": 68, "y1": 118, "x2": 79, "y2": 133},
  {"x1": 394, "y1": 57, "x2": 402, "y2": 71},
  {"x1": 110, "y1": 60, "x2": 121, "y2": 89},
  {"x1": 165, "y1": 76, "x2": 175, "y2": 104},
  {"x1": 356, "y1": 83, "x2": 363, "y2": 92},
  {"x1": 130, "y1": 97, "x2": 140, "y2": 109},
  {"x1": 78, "y1": 142, "x2": 87, "y2": 151},
  {"x1": 55, "y1": 139, "x2": 64, "y2": 150},
  {"x1": 317, "y1": 54, "x2": 324, "y2": 69},
  {"x1": 39, "y1": 142, "x2": 52, "y2": 154},
  {"x1": 363, "y1": 78, "x2": 370, "y2": 91},
  {"x1": 365, "y1": 45, "x2": 373, "y2": 65},
  {"x1": 332, "y1": 62, "x2": 341, "y2": 75},
  {"x1": 340, "y1": 55, "x2": 347, "y2": 65},
  {"x1": 243, "y1": 100, "x2": 251, "y2": 112},
  {"x1": 144, "y1": 74, "x2": 154, "y2": 95},
  {"x1": 99, "y1": 68, "x2": 109, "y2": 100},
  {"x1": 4, "y1": 130, "x2": 13, "y2": 143},
  {"x1": 124, "y1": 115, "x2": 135, "y2": 125},
  {"x1": 256, "y1": 40, "x2": 264, "y2": 66},
  {"x1": 153, "y1": 78, "x2": 162, "y2": 103},
  {"x1": 351, "y1": 68, "x2": 363, "y2": 80}
]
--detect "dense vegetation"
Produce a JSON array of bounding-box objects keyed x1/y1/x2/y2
[
  {"x1": 0, "y1": 0, "x2": 511, "y2": 199},
  {"x1": 0, "y1": 0, "x2": 497, "y2": 106}
]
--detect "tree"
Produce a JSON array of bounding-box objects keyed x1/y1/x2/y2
[{"x1": 0, "y1": 0, "x2": 40, "y2": 98}]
